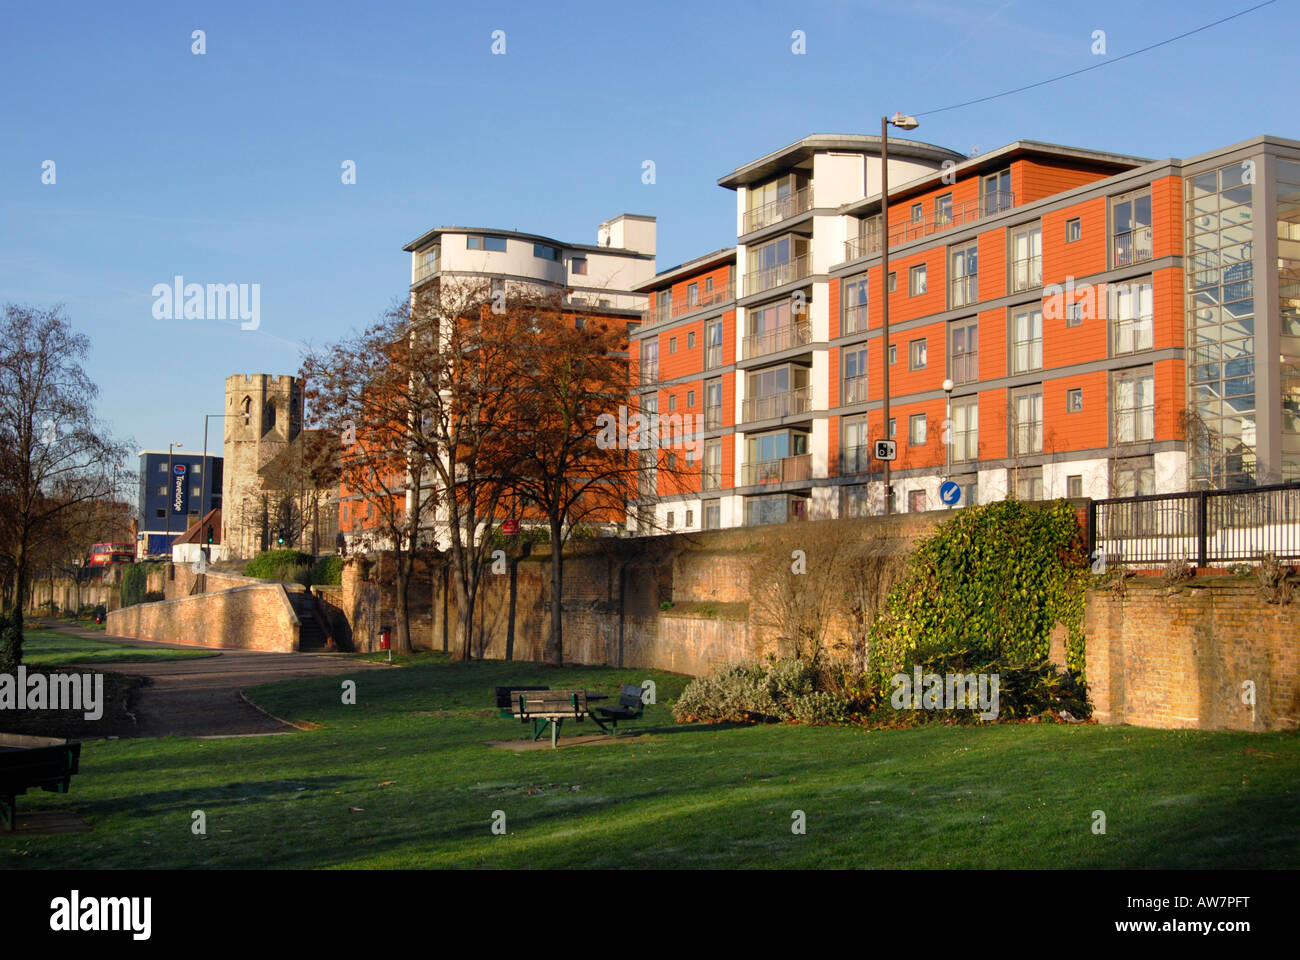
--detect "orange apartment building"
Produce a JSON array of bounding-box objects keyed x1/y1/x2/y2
[{"x1": 631, "y1": 133, "x2": 1300, "y2": 531}]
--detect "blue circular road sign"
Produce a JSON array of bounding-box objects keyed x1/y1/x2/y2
[{"x1": 939, "y1": 480, "x2": 961, "y2": 506}]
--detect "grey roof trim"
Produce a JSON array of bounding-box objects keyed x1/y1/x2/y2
[
  {"x1": 634, "y1": 247, "x2": 737, "y2": 291},
  {"x1": 717, "y1": 134, "x2": 966, "y2": 189},
  {"x1": 402, "y1": 225, "x2": 651, "y2": 258}
]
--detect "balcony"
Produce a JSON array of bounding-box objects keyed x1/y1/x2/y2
[
  {"x1": 705, "y1": 403, "x2": 722, "y2": 430},
  {"x1": 841, "y1": 375, "x2": 869, "y2": 404},
  {"x1": 1113, "y1": 227, "x2": 1154, "y2": 267},
  {"x1": 743, "y1": 320, "x2": 812, "y2": 359},
  {"x1": 743, "y1": 185, "x2": 814, "y2": 235},
  {"x1": 742, "y1": 386, "x2": 812, "y2": 423},
  {"x1": 742, "y1": 453, "x2": 812, "y2": 487},
  {"x1": 413, "y1": 252, "x2": 440, "y2": 284},
  {"x1": 702, "y1": 464, "x2": 722, "y2": 491},
  {"x1": 705, "y1": 342, "x2": 723, "y2": 369},
  {"x1": 842, "y1": 303, "x2": 870, "y2": 335},
  {"x1": 745, "y1": 253, "x2": 811, "y2": 297},
  {"x1": 642, "y1": 280, "x2": 735, "y2": 326},
  {"x1": 639, "y1": 361, "x2": 659, "y2": 386},
  {"x1": 842, "y1": 191, "x2": 1016, "y2": 262},
  {"x1": 949, "y1": 274, "x2": 978, "y2": 308},
  {"x1": 1010, "y1": 257, "x2": 1042, "y2": 292},
  {"x1": 839, "y1": 444, "x2": 872, "y2": 475}
]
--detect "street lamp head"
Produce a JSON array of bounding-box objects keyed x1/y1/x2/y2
[
  {"x1": 887, "y1": 113, "x2": 920, "y2": 130},
  {"x1": 942, "y1": 378, "x2": 954, "y2": 393}
]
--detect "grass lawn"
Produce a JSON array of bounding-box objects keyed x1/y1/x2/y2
[
  {"x1": 5, "y1": 655, "x2": 1298, "y2": 869},
  {"x1": 21, "y1": 630, "x2": 219, "y2": 665}
]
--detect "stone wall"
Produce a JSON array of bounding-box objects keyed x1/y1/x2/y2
[
  {"x1": 107, "y1": 583, "x2": 302, "y2": 652},
  {"x1": 1085, "y1": 578, "x2": 1300, "y2": 731}
]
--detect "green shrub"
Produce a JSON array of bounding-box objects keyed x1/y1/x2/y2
[
  {"x1": 673, "y1": 658, "x2": 855, "y2": 725},
  {"x1": 0, "y1": 610, "x2": 22, "y2": 671},
  {"x1": 310, "y1": 555, "x2": 342, "y2": 585},
  {"x1": 143, "y1": 591, "x2": 166, "y2": 603},
  {"x1": 868, "y1": 499, "x2": 1090, "y2": 685},
  {"x1": 121, "y1": 563, "x2": 148, "y2": 607},
  {"x1": 244, "y1": 549, "x2": 316, "y2": 582}
]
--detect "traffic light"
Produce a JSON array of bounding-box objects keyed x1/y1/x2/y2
[
  {"x1": 205, "y1": 525, "x2": 214, "y2": 544},
  {"x1": 277, "y1": 536, "x2": 285, "y2": 546}
]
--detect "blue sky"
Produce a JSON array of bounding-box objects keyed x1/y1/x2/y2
[{"x1": 0, "y1": 0, "x2": 1293, "y2": 466}]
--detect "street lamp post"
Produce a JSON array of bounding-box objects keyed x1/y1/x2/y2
[
  {"x1": 943, "y1": 377, "x2": 954, "y2": 488},
  {"x1": 880, "y1": 112, "x2": 919, "y2": 516}
]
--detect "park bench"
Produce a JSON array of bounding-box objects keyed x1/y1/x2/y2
[
  {"x1": 0, "y1": 734, "x2": 82, "y2": 832},
  {"x1": 592, "y1": 684, "x2": 646, "y2": 736},
  {"x1": 510, "y1": 689, "x2": 591, "y2": 747},
  {"x1": 494, "y1": 686, "x2": 549, "y2": 719}
]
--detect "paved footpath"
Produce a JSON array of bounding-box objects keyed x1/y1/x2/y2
[{"x1": 35, "y1": 623, "x2": 369, "y2": 738}]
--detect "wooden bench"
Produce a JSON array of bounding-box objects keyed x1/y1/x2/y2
[
  {"x1": 0, "y1": 734, "x2": 82, "y2": 832},
  {"x1": 510, "y1": 689, "x2": 590, "y2": 747},
  {"x1": 494, "y1": 685, "x2": 549, "y2": 719},
  {"x1": 592, "y1": 684, "x2": 646, "y2": 735}
]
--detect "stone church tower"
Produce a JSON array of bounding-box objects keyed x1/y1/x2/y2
[{"x1": 221, "y1": 374, "x2": 304, "y2": 558}]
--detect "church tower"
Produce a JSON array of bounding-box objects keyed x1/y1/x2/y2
[{"x1": 221, "y1": 374, "x2": 304, "y2": 558}]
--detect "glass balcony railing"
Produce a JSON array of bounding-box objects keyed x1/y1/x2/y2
[
  {"x1": 951, "y1": 351, "x2": 978, "y2": 385},
  {"x1": 742, "y1": 453, "x2": 812, "y2": 487},
  {"x1": 741, "y1": 386, "x2": 812, "y2": 423},
  {"x1": 744, "y1": 253, "x2": 811, "y2": 297},
  {"x1": 642, "y1": 280, "x2": 735, "y2": 326},
  {"x1": 705, "y1": 404, "x2": 722, "y2": 429},
  {"x1": 743, "y1": 321, "x2": 812, "y2": 359},
  {"x1": 841, "y1": 375, "x2": 869, "y2": 404},
  {"x1": 639, "y1": 361, "x2": 658, "y2": 385},
  {"x1": 413, "y1": 254, "x2": 440, "y2": 284},
  {"x1": 842, "y1": 191, "x2": 1015, "y2": 262},
  {"x1": 839, "y1": 444, "x2": 872, "y2": 475},
  {"x1": 742, "y1": 185, "x2": 814, "y2": 235}
]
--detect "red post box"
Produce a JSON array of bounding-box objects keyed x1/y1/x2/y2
[{"x1": 379, "y1": 626, "x2": 391, "y2": 651}]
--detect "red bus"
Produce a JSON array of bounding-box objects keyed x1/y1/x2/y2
[{"x1": 88, "y1": 543, "x2": 135, "y2": 567}]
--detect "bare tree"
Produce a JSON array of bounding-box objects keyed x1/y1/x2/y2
[{"x1": 0, "y1": 304, "x2": 129, "y2": 667}]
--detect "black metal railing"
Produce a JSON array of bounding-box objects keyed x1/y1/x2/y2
[{"x1": 1089, "y1": 481, "x2": 1300, "y2": 567}]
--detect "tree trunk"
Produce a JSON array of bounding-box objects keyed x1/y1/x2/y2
[
  {"x1": 393, "y1": 556, "x2": 413, "y2": 654},
  {"x1": 544, "y1": 518, "x2": 564, "y2": 666},
  {"x1": 4, "y1": 541, "x2": 27, "y2": 668}
]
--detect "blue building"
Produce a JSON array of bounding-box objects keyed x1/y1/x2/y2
[{"x1": 137, "y1": 450, "x2": 224, "y2": 557}]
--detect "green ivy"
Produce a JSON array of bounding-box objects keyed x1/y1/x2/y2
[{"x1": 867, "y1": 499, "x2": 1089, "y2": 687}]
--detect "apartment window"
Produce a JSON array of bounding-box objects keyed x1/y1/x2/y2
[
  {"x1": 1112, "y1": 366, "x2": 1155, "y2": 444},
  {"x1": 669, "y1": 337, "x2": 678, "y2": 354},
  {"x1": 572, "y1": 258, "x2": 588, "y2": 275},
  {"x1": 951, "y1": 396, "x2": 978, "y2": 462},
  {"x1": 687, "y1": 390, "x2": 695, "y2": 408},
  {"x1": 158, "y1": 463, "x2": 168, "y2": 473},
  {"x1": 888, "y1": 272, "x2": 897, "y2": 293},
  {"x1": 1112, "y1": 455, "x2": 1155, "y2": 498},
  {"x1": 842, "y1": 274, "x2": 869, "y2": 334},
  {"x1": 1011, "y1": 384, "x2": 1044, "y2": 455},
  {"x1": 667, "y1": 511, "x2": 675, "y2": 529},
  {"x1": 1016, "y1": 470, "x2": 1044, "y2": 501},
  {"x1": 982, "y1": 169, "x2": 1012, "y2": 215},
  {"x1": 1009, "y1": 223, "x2": 1042, "y2": 292},
  {"x1": 640, "y1": 339, "x2": 659, "y2": 384},
  {"x1": 958, "y1": 475, "x2": 979, "y2": 508},
  {"x1": 467, "y1": 235, "x2": 507, "y2": 252},
  {"x1": 687, "y1": 331, "x2": 696, "y2": 349},
  {"x1": 888, "y1": 344, "x2": 897, "y2": 365},
  {"x1": 888, "y1": 418, "x2": 897, "y2": 439},
  {"x1": 668, "y1": 394, "x2": 676, "y2": 411},
  {"x1": 1066, "y1": 301, "x2": 1083, "y2": 327},
  {"x1": 703, "y1": 439, "x2": 722, "y2": 491},
  {"x1": 705, "y1": 320, "x2": 722, "y2": 369},
  {"x1": 842, "y1": 344, "x2": 869, "y2": 403},
  {"x1": 934, "y1": 193, "x2": 953, "y2": 226},
  {"x1": 156, "y1": 485, "x2": 167, "y2": 496},
  {"x1": 842, "y1": 415, "x2": 871, "y2": 473},
  {"x1": 747, "y1": 234, "x2": 809, "y2": 293},
  {"x1": 1065, "y1": 218, "x2": 1082, "y2": 243},
  {"x1": 950, "y1": 318, "x2": 978, "y2": 384},
  {"x1": 1068, "y1": 388, "x2": 1083, "y2": 413},
  {"x1": 910, "y1": 203, "x2": 923, "y2": 223},
  {"x1": 191, "y1": 486, "x2": 200, "y2": 497},
  {"x1": 666, "y1": 452, "x2": 677, "y2": 471},
  {"x1": 705, "y1": 276, "x2": 714, "y2": 294},
  {"x1": 685, "y1": 510, "x2": 694, "y2": 528},
  {"x1": 533, "y1": 243, "x2": 561, "y2": 261},
  {"x1": 1109, "y1": 277, "x2": 1154, "y2": 355},
  {"x1": 1067, "y1": 475, "x2": 1084, "y2": 498},
  {"x1": 909, "y1": 264, "x2": 927, "y2": 296},
  {"x1": 1011, "y1": 307, "x2": 1043, "y2": 373},
  {"x1": 705, "y1": 379, "x2": 722, "y2": 429},
  {"x1": 156, "y1": 508, "x2": 165, "y2": 519},
  {"x1": 704, "y1": 502, "x2": 721, "y2": 529},
  {"x1": 192, "y1": 464, "x2": 201, "y2": 474},
  {"x1": 843, "y1": 483, "x2": 872, "y2": 518},
  {"x1": 1111, "y1": 188, "x2": 1153, "y2": 266},
  {"x1": 949, "y1": 242, "x2": 978, "y2": 308},
  {"x1": 909, "y1": 412, "x2": 927, "y2": 446},
  {"x1": 907, "y1": 489, "x2": 927, "y2": 513},
  {"x1": 687, "y1": 283, "x2": 699, "y2": 307},
  {"x1": 909, "y1": 338, "x2": 927, "y2": 370}
]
